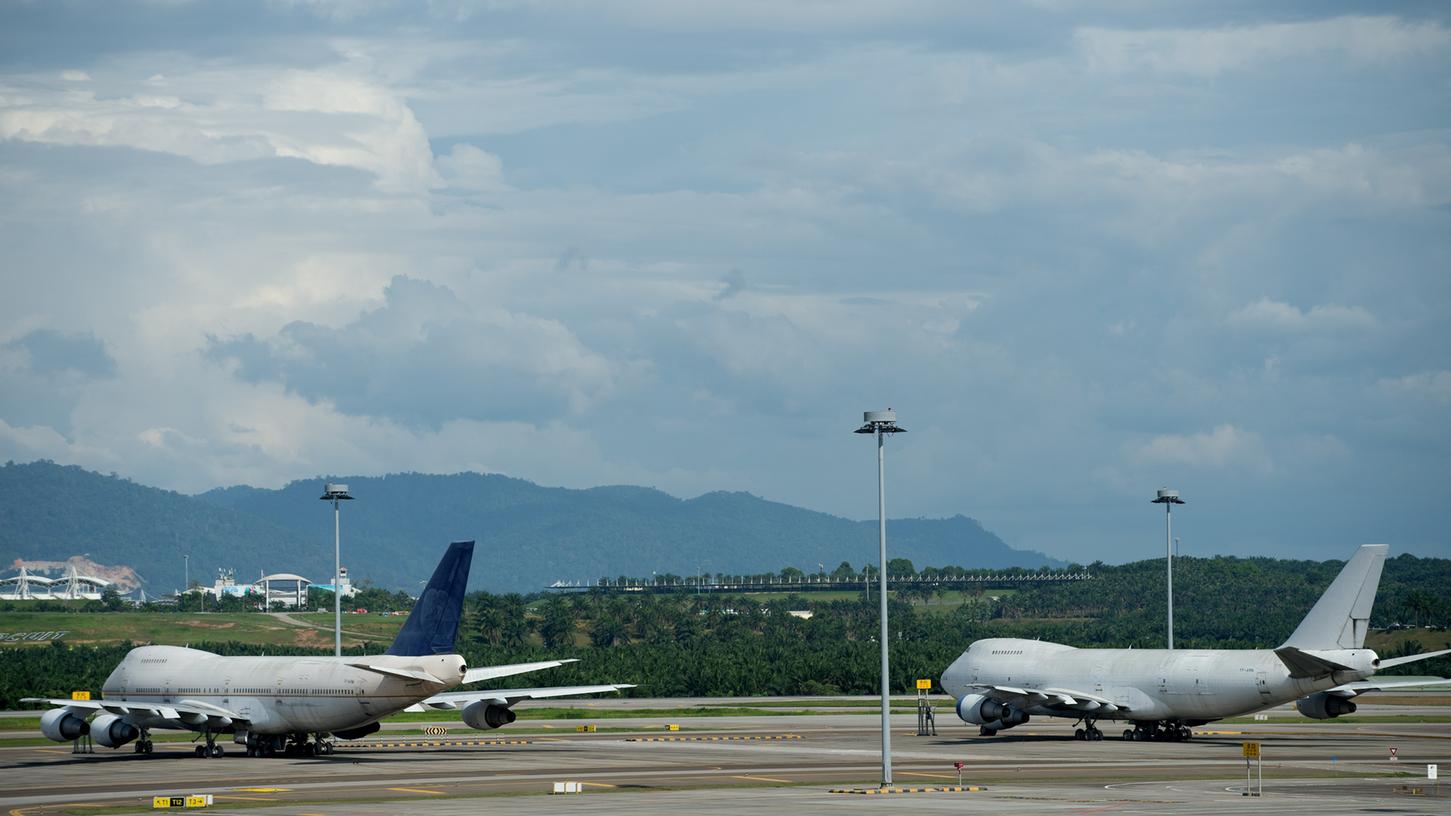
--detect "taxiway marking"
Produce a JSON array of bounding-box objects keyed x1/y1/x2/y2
[
  {"x1": 733, "y1": 774, "x2": 793, "y2": 783},
  {"x1": 386, "y1": 786, "x2": 445, "y2": 795}
]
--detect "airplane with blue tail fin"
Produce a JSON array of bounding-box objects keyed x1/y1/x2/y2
[{"x1": 24, "y1": 541, "x2": 632, "y2": 757}]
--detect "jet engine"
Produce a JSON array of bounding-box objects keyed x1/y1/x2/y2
[
  {"x1": 1295, "y1": 692, "x2": 1357, "y2": 720},
  {"x1": 90, "y1": 714, "x2": 139, "y2": 749},
  {"x1": 955, "y1": 694, "x2": 1029, "y2": 729},
  {"x1": 334, "y1": 722, "x2": 381, "y2": 740},
  {"x1": 39, "y1": 709, "x2": 90, "y2": 742},
  {"x1": 461, "y1": 700, "x2": 516, "y2": 730}
]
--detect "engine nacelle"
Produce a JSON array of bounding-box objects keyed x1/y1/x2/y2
[
  {"x1": 90, "y1": 714, "x2": 139, "y2": 749},
  {"x1": 1295, "y1": 692, "x2": 1357, "y2": 720},
  {"x1": 39, "y1": 709, "x2": 90, "y2": 742},
  {"x1": 955, "y1": 694, "x2": 1029, "y2": 729},
  {"x1": 334, "y1": 722, "x2": 381, "y2": 740},
  {"x1": 461, "y1": 700, "x2": 516, "y2": 730}
]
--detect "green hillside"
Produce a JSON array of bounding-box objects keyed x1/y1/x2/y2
[
  {"x1": 197, "y1": 472, "x2": 1058, "y2": 592},
  {"x1": 0, "y1": 462, "x2": 327, "y2": 592},
  {"x1": 1, "y1": 461, "x2": 1054, "y2": 595}
]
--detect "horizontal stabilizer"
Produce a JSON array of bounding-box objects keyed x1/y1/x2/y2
[
  {"x1": 407, "y1": 684, "x2": 636, "y2": 711},
  {"x1": 347, "y1": 663, "x2": 444, "y2": 684},
  {"x1": 463, "y1": 659, "x2": 579, "y2": 685},
  {"x1": 1377, "y1": 648, "x2": 1451, "y2": 670},
  {"x1": 1274, "y1": 646, "x2": 1354, "y2": 679}
]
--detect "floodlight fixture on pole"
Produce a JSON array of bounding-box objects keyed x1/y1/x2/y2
[
  {"x1": 319, "y1": 482, "x2": 354, "y2": 657},
  {"x1": 854, "y1": 408, "x2": 906, "y2": 787},
  {"x1": 1151, "y1": 488, "x2": 1184, "y2": 650}
]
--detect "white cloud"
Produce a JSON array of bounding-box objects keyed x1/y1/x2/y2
[
  {"x1": 436, "y1": 143, "x2": 508, "y2": 191},
  {"x1": 0, "y1": 63, "x2": 438, "y2": 193},
  {"x1": 1379, "y1": 371, "x2": 1451, "y2": 405},
  {"x1": 60, "y1": 70, "x2": 91, "y2": 82},
  {"x1": 1132, "y1": 425, "x2": 1273, "y2": 473},
  {"x1": 1076, "y1": 16, "x2": 1451, "y2": 77},
  {"x1": 1227, "y1": 299, "x2": 1378, "y2": 333}
]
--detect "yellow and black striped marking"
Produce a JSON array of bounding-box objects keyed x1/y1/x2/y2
[
  {"x1": 348, "y1": 739, "x2": 531, "y2": 749},
  {"x1": 829, "y1": 786, "x2": 986, "y2": 794},
  {"x1": 626, "y1": 734, "x2": 802, "y2": 743}
]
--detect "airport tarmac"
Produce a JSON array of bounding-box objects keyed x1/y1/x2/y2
[{"x1": 2, "y1": 702, "x2": 1447, "y2": 815}]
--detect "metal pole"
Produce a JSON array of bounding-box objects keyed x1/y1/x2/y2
[
  {"x1": 877, "y1": 427, "x2": 892, "y2": 787},
  {"x1": 1165, "y1": 503, "x2": 1173, "y2": 650},
  {"x1": 333, "y1": 499, "x2": 342, "y2": 657}
]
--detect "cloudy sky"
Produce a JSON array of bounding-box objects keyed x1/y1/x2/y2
[{"x1": 1, "y1": 1, "x2": 1448, "y2": 563}]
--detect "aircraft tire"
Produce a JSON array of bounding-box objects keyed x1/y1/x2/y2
[
  {"x1": 1122, "y1": 730, "x2": 1133, "y2": 740},
  {"x1": 210, "y1": 745, "x2": 224, "y2": 758},
  {"x1": 194, "y1": 745, "x2": 206, "y2": 757}
]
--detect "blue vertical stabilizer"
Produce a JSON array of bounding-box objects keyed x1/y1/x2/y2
[{"x1": 386, "y1": 541, "x2": 474, "y2": 656}]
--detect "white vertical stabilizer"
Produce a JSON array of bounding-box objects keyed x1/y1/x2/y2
[{"x1": 1281, "y1": 544, "x2": 1387, "y2": 650}]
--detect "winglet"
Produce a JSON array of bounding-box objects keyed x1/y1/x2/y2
[{"x1": 386, "y1": 541, "x2": 474, "y2": 657}]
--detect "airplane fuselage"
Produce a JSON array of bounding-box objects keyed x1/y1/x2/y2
[
  {"x1": 942, "y1": 638, "x2": 1376, "y2": 723},
  {"x1": 100, "y1": 645, "x2": 464, "y2": 735}
]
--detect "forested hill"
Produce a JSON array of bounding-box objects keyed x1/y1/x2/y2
[
  {"x1": 0, "y1": 462, "x2": 326, "y2": 593},
  {"x1": 1, "y1": 462, "x2": 1056, "y2": 593},
  {"x1": 198, "y1": 472, "x2": 1059, "y2": 592}
]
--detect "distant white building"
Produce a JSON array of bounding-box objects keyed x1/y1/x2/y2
[
  {"x1": 182, "y1": 566, "x2": 356, "y2": 608},
  {"x1": 0, "y1": 566, "x2": 111, "y2": 601}
]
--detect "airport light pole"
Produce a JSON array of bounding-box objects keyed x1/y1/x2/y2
[
  {"x1": 320, "y1": 483, "x2": 354, "y2": 657},
  {"x1": 1152, "y1": 488, "x2": 1184, "y2": 650},
  {"x1": 855, "y1": 409, "x2": 906, "y2": 787}
]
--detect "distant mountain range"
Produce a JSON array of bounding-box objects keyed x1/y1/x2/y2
[{"x1": 1, "y1": 461, "x2": 1060, "y2": 593}]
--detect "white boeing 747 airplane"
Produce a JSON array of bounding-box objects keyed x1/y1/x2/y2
[
  {"x1": 25, "y1": 541, "x2": 631, "y2": 757},
  {"x1": 941, "y1": 544, "x2": 1450, "y2": 741}
]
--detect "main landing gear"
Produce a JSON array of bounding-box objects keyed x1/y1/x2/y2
[
  {"x1": 1122, "y1": 722, "x2": 1193, "y2": 741},
  {"x1": 1074, "y1": 720, "x2": 1104, "y2": 741},
  {"x1": 193, "y1": 730, "x2": 224, "y2": 758},
  {"x1": 132, "y1": 729, "x2": 154, "y2": 755},
  {"x1": 244, "y1": 733, "x2": 334, "y2": 758}
]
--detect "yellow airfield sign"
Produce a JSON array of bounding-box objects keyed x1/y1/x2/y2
[
  {"x1": 70, "y1": 691, "x2": 90, "y2": 701},
  {"x1": 915, "y1": 679, "x2": 932, "y2": 690},
  {"x1": 1242, "y1": 741, "x2": 1261, "y2": 759}
]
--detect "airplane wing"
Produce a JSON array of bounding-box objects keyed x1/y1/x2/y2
[
  {"x1": 963, "y1": 684, "x2": 1129, "y2": 713},
  {"x1": 1324, "y1": 677, "x2": 1451, "y2": 698},
  {"x1": 21, "y1": 697, "x2": 245, "y2": 724},
  {"x1": 462, "y1": 659, "x2": 579, "y2": 685},
  {"x1": 406, "y1": 684, "x2": 636, "y2": 711}
]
